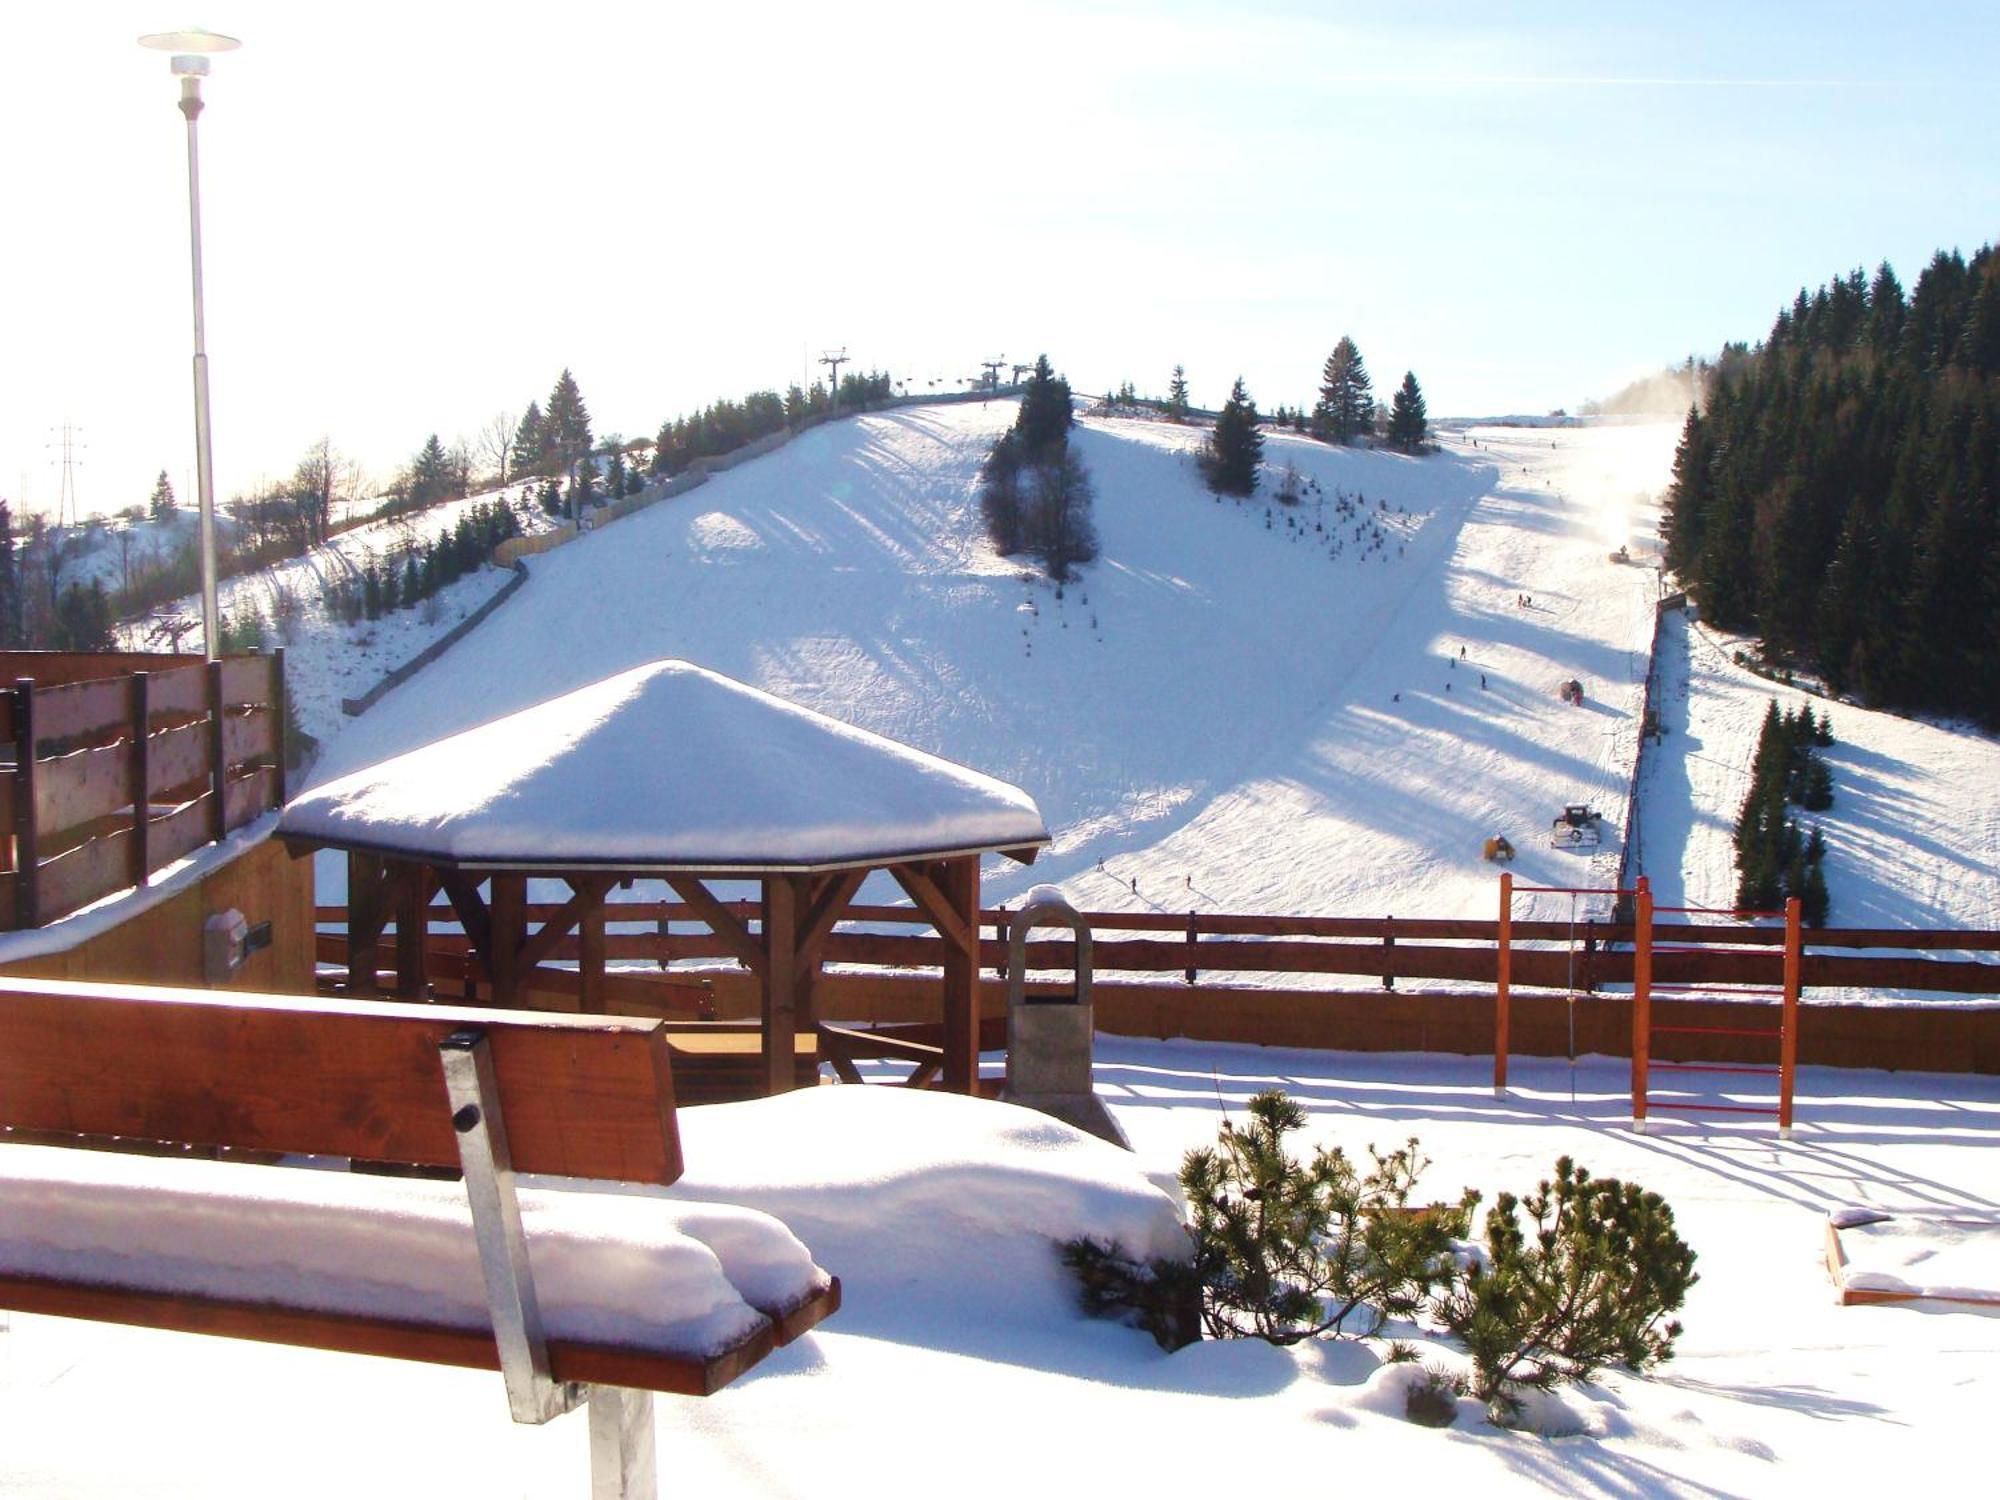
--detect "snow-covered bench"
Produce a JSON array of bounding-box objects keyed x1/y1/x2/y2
[{"x1": 0, "y1": 975, "x2": 840, "y2": 1499}]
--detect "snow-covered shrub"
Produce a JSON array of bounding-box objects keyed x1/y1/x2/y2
[
  {"x1": 1403, "y1": 1364, "x2": 1466, "y2": 1428},
  {"x1": 1061, "y1": 1090, "x2": 1473, "y2": 1350},
  {"x1": 1434, "y1": 1156, "x2": 1696, "y2": 1420}
]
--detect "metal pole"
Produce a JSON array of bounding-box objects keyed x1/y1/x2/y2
[{"x1": 180, "y1": 75, "x2": 221, "y2": 662}]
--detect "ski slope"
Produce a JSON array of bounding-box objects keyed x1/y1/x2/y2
[
  {"x1": 306, "y1": 401, "x2": 1999, "y2": 957},
  {"x1": 311, "y1": 405, "x2": 1668, "y2": 919}
]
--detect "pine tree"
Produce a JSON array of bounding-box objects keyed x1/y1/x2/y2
[
  {"x1": 1030, "y1": 447, "x2": 1099, "y2": 582},
  {"x1": 544, "y1": 369, "x2": 593, "y2": 480},
  {"x1": 1386, "y1": 371, "x2": 1428, "y2": 453},
  {"x1": 1167, "y1": 365, "x2": 1190, "y2": 423},
  {"x1": 979, "y1": 432, "x2": 1026, "y2": 554},
  {"x1": 1015, "y1": 355, "x2": 1073, "y2": 459},
  {"x1": 1201, "y1": 377, "x2": 1263, "y2": 497},
  {"x1": 149, "y1": 470, "x2": 177, "y2": 522},
  {"x1": 510, "y1": 402, "x2": 546, "y2": 478},
  {"x1": 409, "y1": 434, "x2": 454, "y2": 509},
  {"x1": 1313, "y1": 337, "x2": 1373, "y2": 445}
]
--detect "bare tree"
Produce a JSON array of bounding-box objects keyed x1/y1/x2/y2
[
  {"x1": 291, "y1": 437, "x2": 339, "y2": 548},
  {"x1": 479, "y1": 409, "x2": 518, "y2": 489}
]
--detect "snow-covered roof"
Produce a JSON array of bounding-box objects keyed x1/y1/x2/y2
[{"x1": 278, "y1": 659, "x2": 1048, "y2": 872}]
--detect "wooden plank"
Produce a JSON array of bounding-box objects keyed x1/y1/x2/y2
[
  {"x1": 891, "y1": 861, "x2": 975, "y2": 956},
  {"x1": 34, "y1": 741, "x2": 134, "y2": 838},
  {"x1": 148, "y1": 720, "x2": 210, "y2": 797},
  {"x1": 0, "y1": 768, "x2": 13, "y2": 840},
  {"x1": 760, "y1": 875, "x2": 800, "y2": 1095},
  {"x1": 32, "y1": 827, "x2": 134, "y2": 924},
  {"x1": 513, "y1": 965, "x2": 713, "y2": 1019},
  {"x1": 796, "y1": 868, "x2": 867, "y2": 969},
  {"x1": 664, "y1": 876, "x2": 767, "y2": 975},
  {"x1": 0, "y1": 977, "x2": 684, "y2": 1183},
  {"x1": 207, "y1": 661, "x2": 226, "y2": 844},
  {"x1": 219, "y1": 654, "x2": 274, "y2": 705},
  {"x1": 31, "y1": 676, "x2": 129, "y2": 744},
  {"x1": 146, "y1": 662, "x2": 209, "y2": 718},
  {"x1": 128, "y1": 672, "x2": 151, "y2": 890},
  {"x1": 223, "y1": 709, "x2": 277, "y2": 767},
  {"x1": 518, "y1": 876, "x2": 613, "y2": 973},
  {"x1": 149, "y1": 797, "x2": 212, "y2": 869},
  {"x1": 940, "y1": 857, "x2": 980, "y2": 1094},
  {"x1": 0, "y1": 1274, "x2": 774, "y2": 1397},
  {"x1": 223, "y1": 766, "x2": 277, "y2": 831},
  {"x1": 13, "y1": 680, "x2": 37, "y2": 929}
]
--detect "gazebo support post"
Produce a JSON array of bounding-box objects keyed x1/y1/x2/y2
[
  {"x1": 346, "y1": 852, "x2": 389, "y2": 996},
  {"x1": 393, "y1": 863, "x2": 433, "y2": 999},
  {"x1": 940, "y1": 856, "x2": 981, "y2": 1094},
  {"x1": 490, "y1": 874, "x2": 528, "y2": 1008},
  {"x1": 579, "y1": 898, "x2": 607, "y2": 1013},
  {"x1": 760, "y1": 875, "x2": 802, "y2": 1095}
]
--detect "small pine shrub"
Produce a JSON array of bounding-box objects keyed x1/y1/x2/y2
[
  {"x1": 1179, "y1": 1091, "x2": 1475, "y2": 1343},
  {"x1": 1056, "y1": 1237, "x2": 1203, "y2": 1351},
  {"x1": 1435, "y1": 1157, "x2": 1696, "y2": 1418},
  {"x1": 1404, "y1": 1364, "x2": 1467, "y2": 1428}
]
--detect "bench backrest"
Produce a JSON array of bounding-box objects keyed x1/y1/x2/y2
[{"x1": 0, "y1": 976, "x2": 683, "y2": 1184}]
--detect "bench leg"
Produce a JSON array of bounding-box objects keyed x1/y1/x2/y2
[{"x1": 588, "y1": 1386, "x2": 656, "y2": 1500}]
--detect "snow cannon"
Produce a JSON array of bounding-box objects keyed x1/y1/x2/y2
[
  {"x1": 1483, "y1": 834, "x2": 1516, "y2": 863},
  {"x1": 1001, "y1": 886, "x2": 1128, "y2": 1149}
]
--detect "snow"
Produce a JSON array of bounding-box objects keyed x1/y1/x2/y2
[
  {"x1": 0, "y1": 1141, "x2": 828, "y2": 1356},
  {"x1": 111, "y1": 484, "x2": 574, "y2": 754},
  {"x1": 1830, "y1": 1210, "x2": 2000, "y2": 1304},
  {"x1": 279, "y1": 658, "x2": 1048, "y2": 869},
  {"x1": 5, "y1": 1042, "x2": 1997, "y2": 1497}
]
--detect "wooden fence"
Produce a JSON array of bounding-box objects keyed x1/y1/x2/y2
[
  {"x1": 314, "y1": 897, "x2": 2000, "y2": 999},
  {"x1": 1, "y1": 650, "x2": 286, "y2": 928}
]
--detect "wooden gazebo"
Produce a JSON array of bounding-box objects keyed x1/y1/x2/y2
[{"x1": 278, "y1": 660, "x2": 1048, "y2": 1096}]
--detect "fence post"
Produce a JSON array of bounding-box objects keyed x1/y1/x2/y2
[
  {"x1": 271, "y1": 649, "x2": 288, "y2": 801},
  {"x1": 1184, "y1": 909, "x2": 1198, "y2": 986},
  {"x1": 207, "y1": 658, "x2": 227, "y2": 843},
  {"x1": 1494, "y1": 876, "x2": 1511, "y2": 1095},
  {"x1": 1381, "y1": 914, "x2": 1395, "y2": 990},
  {"x1": 1631, "y1": 876, "x2": 1653, "y2": 1131},
  {"x1": 1781, "y1": 895, "x2": 1801, "y2": 1138},
  {"x1": 12, "y1": 679, "x2": 37, "y2": 929},
  {"x1": 128, "y1": 671, "x2": 152, "y2": 890}
]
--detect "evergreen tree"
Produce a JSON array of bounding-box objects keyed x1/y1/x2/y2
[
  {"x1": 1030, "y1": 447, "x2": 1099, "y2": 582},
  {"x1": 979, "y1": 432, "x2": 1026, "y2": 555},
  {"x1": 1167, "y1": 365, "x2": 1190, "y2": 423},
  {"x1": 1386, "y1": 371, "x2": 1428, "y2": 453},
  {"x1": 1201, "y1": 377, "x2": 1263, "y2": 496},
  {"x1": 1015, "y1": 355, "x2": 1073, "y2": 459},
  {"x1": 148, "y1": 470, "x2": 177, "y2": 522},
  {"x1": 1313, "y1": 337, "x2": 1373, "y2": 445},
  {"x1": 409, "y1": 434, "x2": 455, "y2": 509},
  {"x1": 510, "y1": 402, "x2": 546, "y2": 478},
  {"x1": 544, "y1": 369, "x2": 593, "y2": 479}
]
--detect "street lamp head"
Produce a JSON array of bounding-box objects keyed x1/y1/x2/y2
[{"x1": 138, "y1": 27, "x2": 241, "y2": 77}]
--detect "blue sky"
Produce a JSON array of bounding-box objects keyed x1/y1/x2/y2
[{"x1": 3, "y1": 0, "x2": 1995, "y2": 516}]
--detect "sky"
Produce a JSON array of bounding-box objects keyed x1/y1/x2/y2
[{"x1": 3, "y1": 0, "x2": 1995, "y2": 520}]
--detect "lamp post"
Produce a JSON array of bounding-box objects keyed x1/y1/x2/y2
[{"x1": 139, "y1": 26, "x2": 240, "y2": 662}]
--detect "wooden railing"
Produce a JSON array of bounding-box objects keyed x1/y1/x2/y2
[
  {"x1": 0, "y1": 650, "x2": 286, "y2": 928},
  {"x1": 313, "y1": 899, "x2": 2000, "y2": 1000}
]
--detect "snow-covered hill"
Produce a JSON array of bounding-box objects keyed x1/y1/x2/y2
[{"x1": 302, "y1": 402, "x2": 1998, "y2": 949}]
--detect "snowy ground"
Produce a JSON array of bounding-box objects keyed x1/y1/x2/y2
[
  {"x1": 295, "y1": 402, "x2": 1999, "y2": 959},
  {"x1": 4, "y1": 1041, "x2": 1996, "y2": 1498},
  {"x1": 111, "y1": 485, "x2": 571, "y2": 755}
]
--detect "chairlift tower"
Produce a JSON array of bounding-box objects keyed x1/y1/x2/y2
[
  {"x1": 979, "y1": 358, "x2": 1004, "y2": 397},
  {"x1": 819, "y1": 348, "x2": 848, "y2": 415}
]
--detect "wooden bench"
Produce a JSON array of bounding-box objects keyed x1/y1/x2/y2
[{"x1": 0, "y1": 975, "x2": 840, "y2": 1498}]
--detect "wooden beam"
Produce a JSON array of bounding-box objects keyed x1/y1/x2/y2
[
  {"x1": 796, "y1": 868, "x2": 867, "y2": 969},
  {"x1": 890, "y1": 861, "x2": 974, "y2": 956},
  {"x1": 436, "y1": 871, "x2": 494, "y2": 990},
  {"x1": 760, "y1": 875, "x2": 801, "y2": 1095},
  {"x1": 392, "y1": 863, "x2": 433, "y2": 1000},
  {"x1": 665, "y1": 876, "x2": 767, "y2": 975},
  {"x1": 489, "y1": 874, "x2": 528, "y2": 1009},
  {"x1": 939, "y1": 856, "x2": 980, "y2": 1094},
  {"x1": 346, "y1": 852, "x2": 388, "y2": 997},
  {"x1": 517, "y1": 875, "x2": 613, "y2": 974},
  {"x1": 580, "y1": 898, "x2": 608, "y2": 1015}
]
